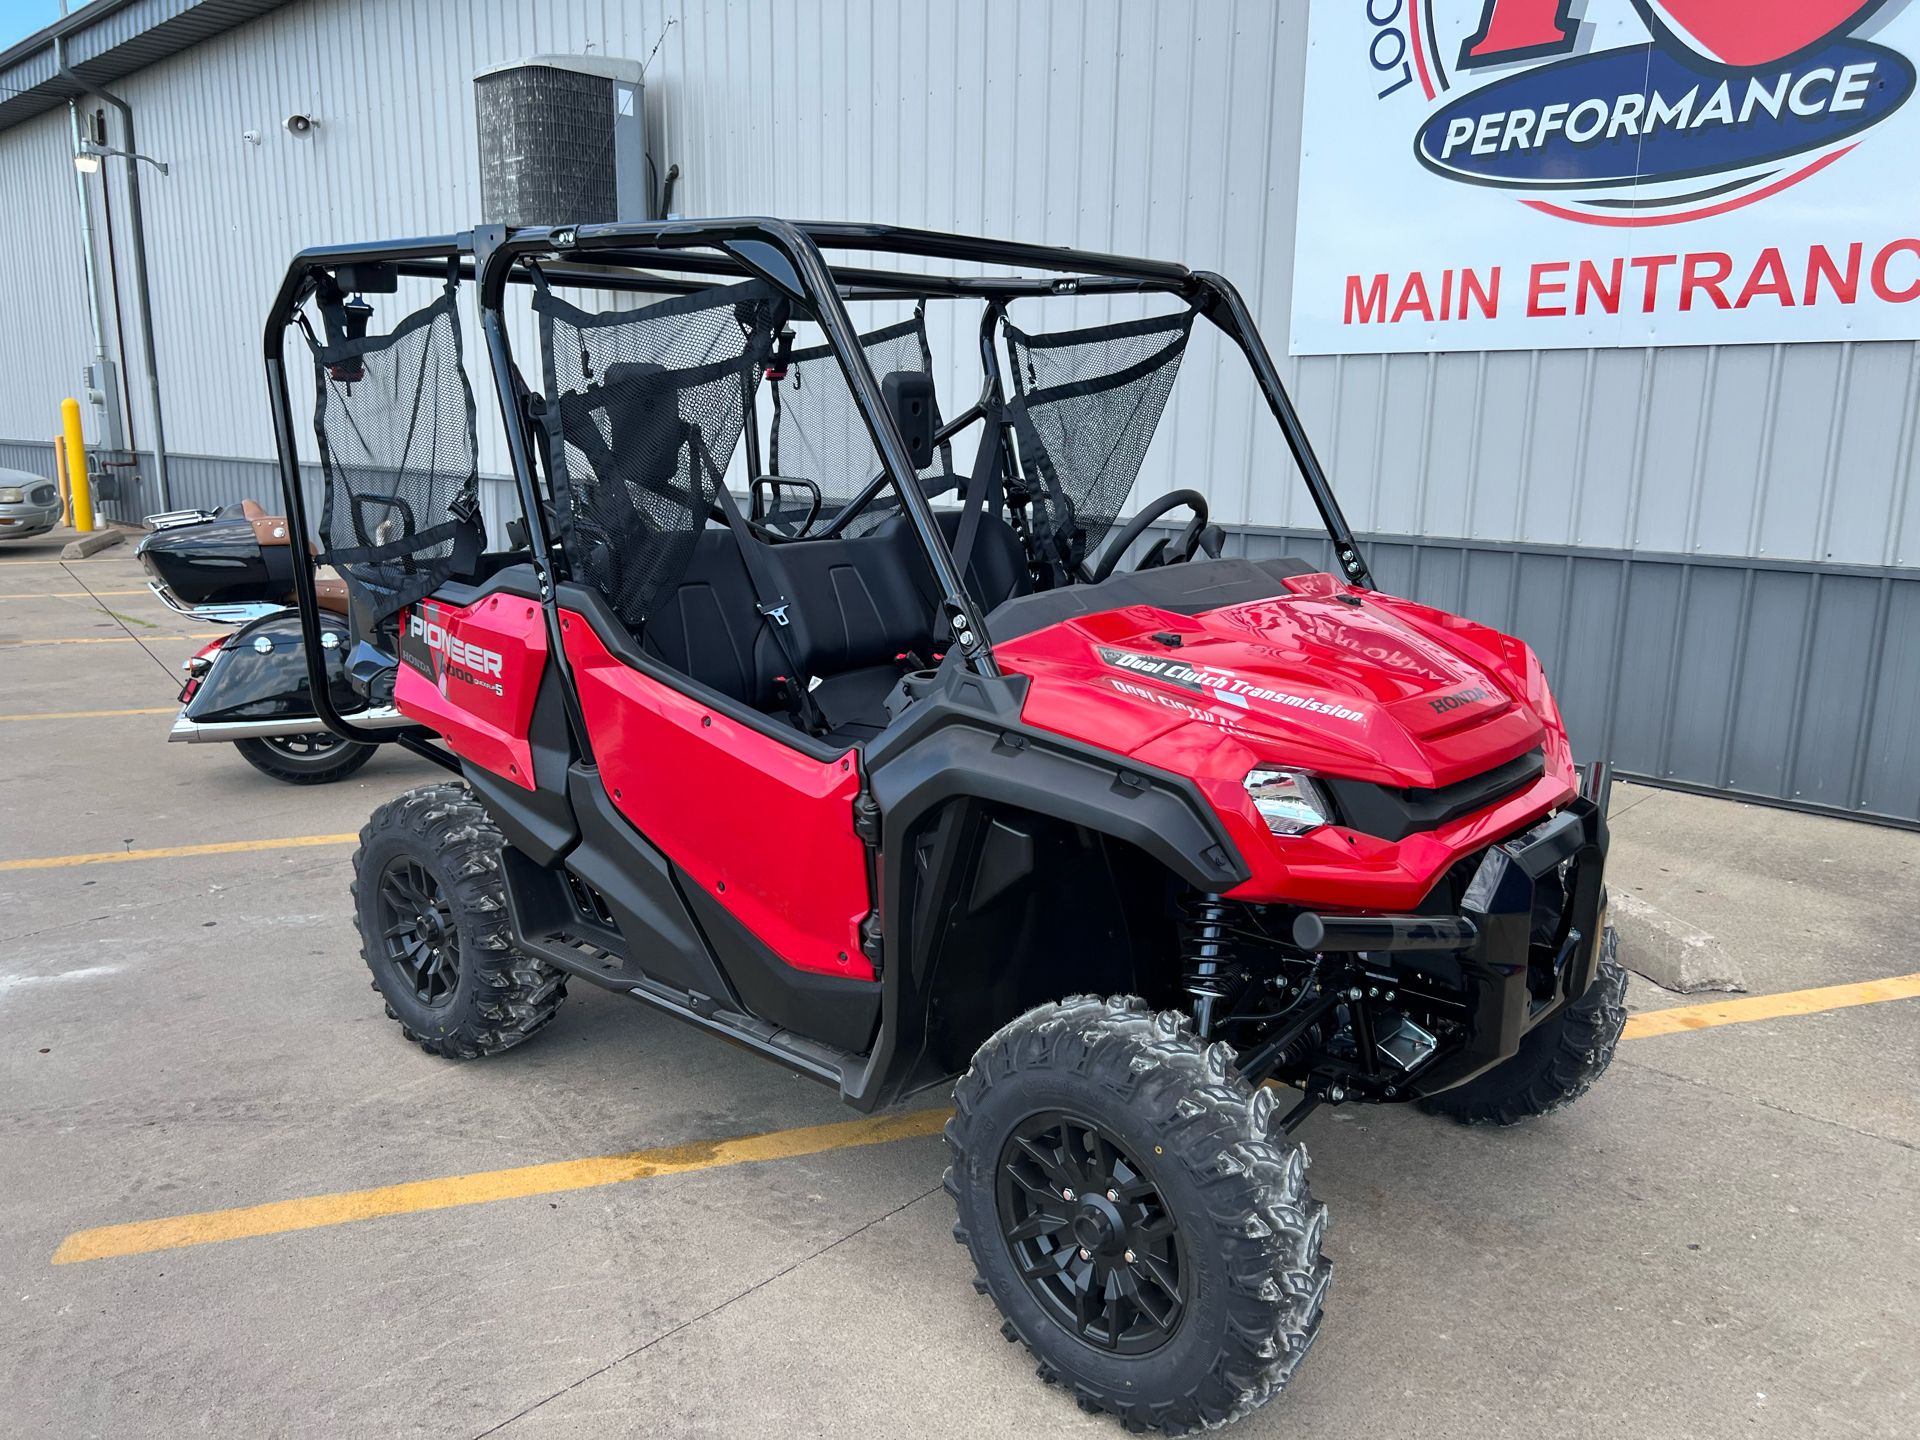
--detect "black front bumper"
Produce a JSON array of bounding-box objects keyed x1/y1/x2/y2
[
  {"x1": 1293, "y1": 794, "x2": 1611, "y2": 1098},
  {"x1": 1417, "y1": 796, "x2": 1610, "y2": 1095}
]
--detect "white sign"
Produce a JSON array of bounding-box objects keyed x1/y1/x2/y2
[{"x1": 1291, "y1": 1, "x2": 1920, "y2": 353}]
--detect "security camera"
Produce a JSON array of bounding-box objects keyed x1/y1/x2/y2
[{"x1": 284, "y1": 113, "x2": 316, "y2": 136}]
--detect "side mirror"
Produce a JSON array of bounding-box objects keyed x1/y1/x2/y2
[{"x1": 880, "y1": 371, "x2": 936, "y2": 471}]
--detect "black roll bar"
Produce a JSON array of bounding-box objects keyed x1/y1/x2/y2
[
  {"x1": 261, "y1": 219, "x2": 1375, "y2": 749},
  {"x1": 1192, "y1": 271, "x2": 1374, "y2": 588},
  {"x1": 477, "y1": 217, "x2": 1002, "y2": 676}
]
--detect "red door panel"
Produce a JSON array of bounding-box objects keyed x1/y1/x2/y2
[
  {"x1": 558, "y1": 609, "x2": 873, "y2": 980},
  {"x1": 396, "y1": 594, "x2": 549, "y2": 789}
]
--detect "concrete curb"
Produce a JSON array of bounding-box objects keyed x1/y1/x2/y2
[
  {"x1": 59, "y1": 529, "x2": 128, "y2": 559},
  {"x1": 1611, "y1": 891, "x2": 1747, "y2": 994}
]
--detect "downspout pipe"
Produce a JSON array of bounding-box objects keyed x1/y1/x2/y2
[
  {"x1": 56, "y1": 41, "x2": 171, "y2": 511},
  {"x1": 63, "y1": 94, "x2": 108, "y2": 365}
]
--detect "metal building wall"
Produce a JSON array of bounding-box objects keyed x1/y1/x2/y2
[{"x1": 0, "y1": 0, "x2": 1913, "y2": 822}]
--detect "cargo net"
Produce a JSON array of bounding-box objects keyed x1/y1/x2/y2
[
  {"x1": 536, "y1": 279, "x2": 778, "y2": 628},
  {"x1": 764, "y1": 310, "x2": 956, "y2": 536},
  {"x1": 1004, "y1": 306, "x2": 1197, "y2": 567},
  {"x1": 307, "y1": 287, "x2": 481, "y2": 622}
]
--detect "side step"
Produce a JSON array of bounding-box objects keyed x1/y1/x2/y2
[
  {"x1": 626, "y1": 976, "x2": 854, "y2": 1087},
  {"x1": 517, "y1": 916, "x2": 856, "y2": 1090}
]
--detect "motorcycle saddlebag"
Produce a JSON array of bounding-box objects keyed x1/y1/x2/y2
[{"x1": 184, "y1": 609, "x2": 367, "y2": 725}]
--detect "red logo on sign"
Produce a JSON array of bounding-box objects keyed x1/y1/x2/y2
[{"x1": 1633, "y1": 1, "x2": 1891, "y2": 70}]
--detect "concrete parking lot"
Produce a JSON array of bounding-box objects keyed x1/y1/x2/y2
[{"x1": 3, "y1": 532, "x2": 1916, "y2": 1439}]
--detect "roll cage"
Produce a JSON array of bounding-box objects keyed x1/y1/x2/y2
[{"x1": 262, "y1": 218, "x2": 1371, "y2": 763}]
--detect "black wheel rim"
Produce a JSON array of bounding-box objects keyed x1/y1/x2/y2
[
  {"x1": 995, "y1": 1112, "x2": 1187, "y2": 1354},
  {"x1": 376, "y1": 857, "x2": 459, "y2": 1007},
  {"x1": 264, "y1": 733, "x2": 344, "y2": 760}
]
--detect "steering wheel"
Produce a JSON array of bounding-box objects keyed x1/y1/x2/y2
[{"x1": 1085, "y1": 489, "x2": 1214, "y2": 584}]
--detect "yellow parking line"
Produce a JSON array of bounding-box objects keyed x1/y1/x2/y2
[
  {"x1": 0, "y1": 632, "x2": 224, "y2": 648},
  {"x1": 0, "y1": 833, "x2": 357, "y2": 872},
  {"x1": 53, "y1": 1107, "x2": 951, "y2": 1264},
  {"x1": 1621, "y1": 972, "x2": 1920, "y2": 1039},
  {"x1": 0, "y1": 590, "x2": 150, "y2": 599},
  {"x1": 0, "y1": 707, "x2": 176, "y2": 722},
  {"x1": 39, "y1": 969, "x2": 1920, "y2": 1266}
]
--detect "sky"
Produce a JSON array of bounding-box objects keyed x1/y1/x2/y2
[{"x1": 0, "y1": 1, "x2": 65, "y2": 53}]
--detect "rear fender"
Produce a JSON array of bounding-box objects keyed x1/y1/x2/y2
[{"x1": 183, "y1": 609, "x2": 364, "y2": 724}]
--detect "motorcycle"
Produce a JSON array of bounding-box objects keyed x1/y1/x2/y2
[{"x1": 137, "y1": 501, "x2": 410, "y2": 783}]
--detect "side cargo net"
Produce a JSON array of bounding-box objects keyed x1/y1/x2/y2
[
  {"x1": 307, "y1": 275, "x2": 483, "y2": 623},
  {"x1": 534, "y1": 278, "x2": 780, "y2": 627},
  {"x1": 1003, "y1": 305, "x2": 1197, "y2": 570},
  {"x1": 763, "y1": 307, "x2": 957, "y2": 536}
]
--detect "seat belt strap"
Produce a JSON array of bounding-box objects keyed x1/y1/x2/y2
[
  {"x1": 709, "y1": 478, "x2": 826, "y2": 735},
  {"x1": 949, "y1": 420, "x2": 1003, "y2": 602}
]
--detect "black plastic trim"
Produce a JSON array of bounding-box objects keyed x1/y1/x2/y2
[
  {"x1": 985, "y1": 556, "x2": 1318, "y2": 640},
  {"x1": 563, "y1": 763, "x2": 737, "y2": 1005},
  {"x1": 844, "y1": 663, "x2": 1249, "y2": 1110},
  {"x1": 678, "y1": 872, "x2": 881, "y2": 1055},
  {"x1": 1322, "y1": 746, "x2": 1546, "y2": 843}
]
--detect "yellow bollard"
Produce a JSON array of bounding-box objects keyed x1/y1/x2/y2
[{"x1": 61, "y1": 398, "x2": 94, "y2": 533}]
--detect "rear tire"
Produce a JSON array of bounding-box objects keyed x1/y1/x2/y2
[
  {"x1": 945, "y1": 995, "x2": 1329, "y2": 1435},
  {"x1": 352, "y1": 782, "x2": 566, "y2": 1059},
  {"x1": 1420, "y1": 927, "x2": 1627, "y2": 1126},
  {"x1": 233, "y1": 733, "x2": 376, "y2": 785}
]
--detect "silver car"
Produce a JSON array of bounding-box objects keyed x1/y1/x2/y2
[{"x1": 0, "y1": 466, "x2": 63, "y2": 540}]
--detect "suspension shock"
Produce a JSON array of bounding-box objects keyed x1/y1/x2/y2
[{"x1": 1179, "y1": 892, "x2": 1238, "y2": 1038}]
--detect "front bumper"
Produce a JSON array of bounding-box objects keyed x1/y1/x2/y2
[
  {"x1": 0, "y1": 504, "x2": 62, "y2": 538},
  {"x1": 1293, "y1": 794, "x2": 1610, "y2": 1097}
]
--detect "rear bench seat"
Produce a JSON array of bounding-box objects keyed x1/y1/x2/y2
[
  {"x1": 640, "y1": 512, "x2": 1032, "y2": 746},
  {"x1": 642, "y1": 523, "x2": 935, "y2": 745}
]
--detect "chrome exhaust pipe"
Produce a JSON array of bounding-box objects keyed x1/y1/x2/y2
[{"x1": 167, "y1": 706, "x2": 412, "y2": 744}]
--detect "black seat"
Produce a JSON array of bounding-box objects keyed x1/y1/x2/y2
[
  {"x1": 640, "y1": 521, "x2": 942, "y2": 745},
  {"x1": 639, "y1": 529, "x2": 784, "y2": 708},
  {"x1": 872, "y1": 508, "x2": 1032, "y2": 626}
]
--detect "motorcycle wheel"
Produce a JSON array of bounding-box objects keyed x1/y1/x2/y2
[{"x1": 232, "y1": 733, "x2": 377, "y2": 785}]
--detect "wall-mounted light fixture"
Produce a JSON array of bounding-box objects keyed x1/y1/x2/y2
[{"x1": 74, "y1": 140, "x2": 169, "y2": 176}]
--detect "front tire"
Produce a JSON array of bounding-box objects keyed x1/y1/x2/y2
[
  {"x1": 1420, "y1": 926, "x2": 1627, "y2": 1126},
  {"x1": 351, "y1": 782, "x2": 566, "y2": 1059},
  {"x1": 233, "y1": 732, "x2": 376, "y2": 785},
  {"x1": 945, "y1": 995, "x2": 1329, "y2": 1434}
]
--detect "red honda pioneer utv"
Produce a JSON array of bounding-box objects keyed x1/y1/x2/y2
[{"x1": 269, "y1": 220, "x2": 1622, "y2": 1434}]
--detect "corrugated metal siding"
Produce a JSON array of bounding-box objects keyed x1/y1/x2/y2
[
  {"x1": 0, "y1": 109, "x2": 96, "y2": 447},
  {"x1": 0, "y1": 0, "x2": 1914, "y2": 819},
  {"x1": 2, "y1": 0, "x2": 1911, "y2": 562}
]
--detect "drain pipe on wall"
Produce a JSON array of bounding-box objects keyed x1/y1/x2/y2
[
  {"x1": 63, "y1": 96, "x2": 109, "y2": 373},
  {"x1": 56, "y1": 40, "x2": 172, "y2": 512}
]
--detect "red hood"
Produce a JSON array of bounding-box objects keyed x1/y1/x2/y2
[
  {"x1": 992, "y1": 571, "x2": 1577, "y2": 908},
  {"x1": 995, "y1": 572, "x2": 1556, "y2": 788}
]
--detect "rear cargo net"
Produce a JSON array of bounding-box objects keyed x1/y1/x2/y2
[
  {"x1": 534, "y1": 278, "x2": 780, "y2": 627},
  {"x1": 307, "y1": 278, "x2": 483, "y2": 623},
  {"x1": 1003, "y1": 305, "x2": 1197, "y2": 571},
  {"x1": 763, "y1": 308, "x2": 956, "y2": 536}
]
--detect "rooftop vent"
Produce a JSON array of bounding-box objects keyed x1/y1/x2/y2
[{"x1": 475, "y1": 54, "x2": 651, "y2": 227}]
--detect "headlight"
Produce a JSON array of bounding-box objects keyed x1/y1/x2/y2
[
  {"x1": 0, "y1": 487, "x2": 23, "y2": 503},
  {"x1": 1243, "y1": 767, "x2": 1333, "y2": 836}
]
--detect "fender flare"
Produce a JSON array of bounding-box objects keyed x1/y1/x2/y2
[{"x1": 847, "y1": 708, "x2": 1249, "y2": 1110}]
